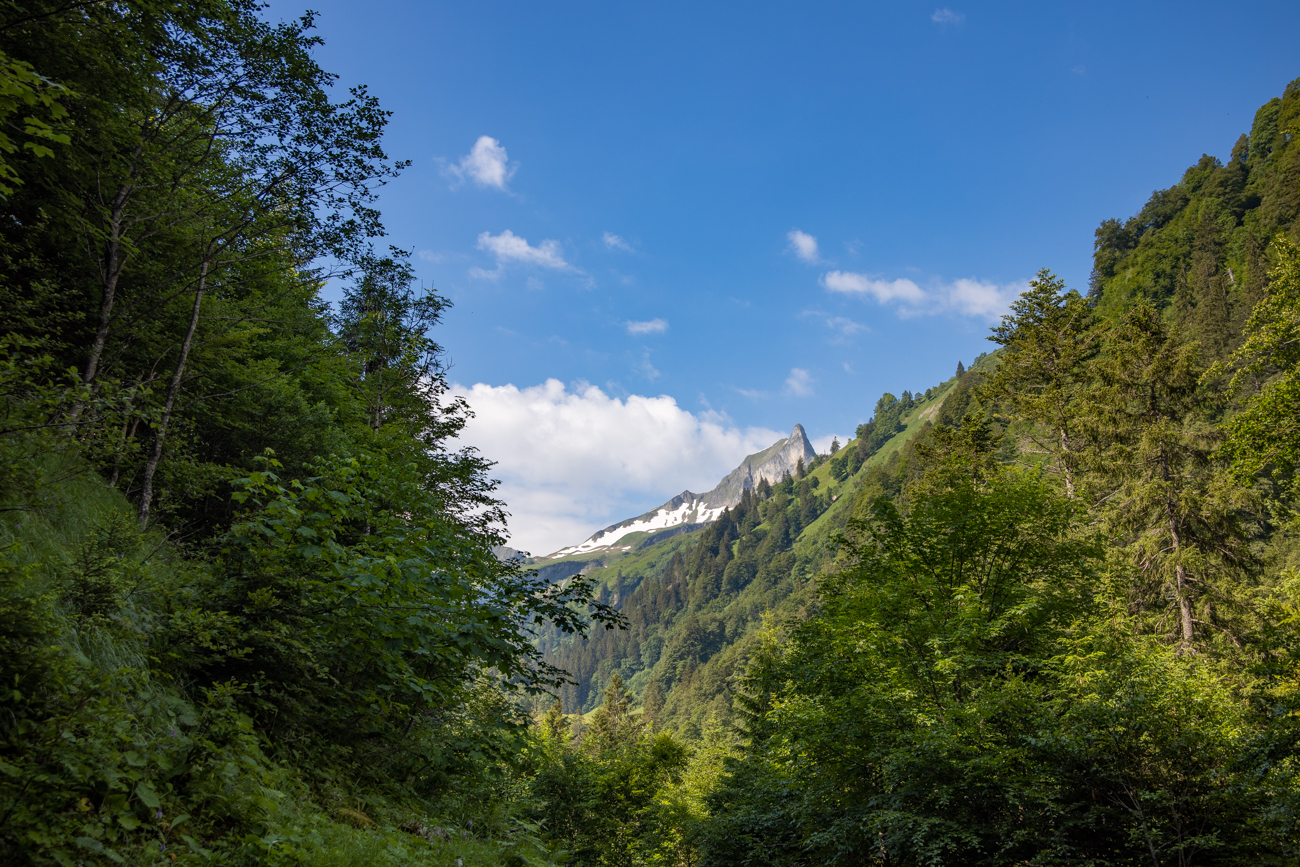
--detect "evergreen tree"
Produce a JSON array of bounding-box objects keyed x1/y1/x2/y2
[
  {"x1": 829, "y1": 436, "x2": 840, "y2": 455},
  {"x1": 985, "y1": 269, "x2": 1097, "y2": 497},
  {"x1": 542, "y1": 698, "x2": 569, "y2": 742},
  {"x1": 1081, "y1": 301, "x2": 1254, "y2": 650},
  {"x1": 589, "y1": 673, "x2": 640, "y2": 749},
  {"x1": 641, "y1": 680, "x2": 665, "y2": 727},
  {"x1": 956, "y1": 359, "x2": 965, "y2": 377}
]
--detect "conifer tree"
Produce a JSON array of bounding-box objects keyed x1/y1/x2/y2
[
  {"x1": 542, "y1": 699, "x2": 569, "y2": 742},
  {"x1": 1081, "y1": 301, "x2": 1253, "y2": 650},
  {"x1": 956, "y1": 360, "x2": 965, "y2": 377},
  {"x1": 985, "y1": 269, "x2": 1097, "y2": 497},
  {"x1": 588, "y1": 672, "x2": 637, "y2": 748},
  {"x1": 641, "y1": 680, "x2": 665, "y2": 727}
]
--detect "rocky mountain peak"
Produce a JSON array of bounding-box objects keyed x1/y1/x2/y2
[{"x1": 544, "y1": 423, "x2": 818, "y2": 558}]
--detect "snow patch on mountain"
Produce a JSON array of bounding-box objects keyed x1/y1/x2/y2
[{"x1": 544, "y1": 424, "x2": 816, "y2": 558}]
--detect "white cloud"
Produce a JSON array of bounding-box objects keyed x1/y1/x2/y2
[
  {"x1": 823, "y1": 271, "x2": 926, "y2": 304},
  {"x1": 824, "y1": 315, "x2": 867, "y2": 336},
  {"x1": 931, "y1": 7, "x2": 965, "y2": 24},
  {"x1": 785, "y1": 367, "x2": 814, "y2": 397},
  {"x1": 476, "y1": 230, "x2": 571, "y2": 271},
  {"x1": 822, "y1": 270, "x2": 1023, "y2": 320},
  {"x1": 603, "y1": 232, "x2": 634, "y2": 252},
  {"x1": 637, "y1": 351, "x2": 660, "y2": 381},
  {"x1": 626, "y1": 318, "x2": 668, "y2": 335},
  {"x1": 787, "y1": 229, "x2": 820, "y2": 264},
  {"x1": 451, "y1": 379, "x2": 782, "y2": 555},
  {"x1": 444, "y1": 135, "x2": 516, "y2": 190},
  {"x1": 946, "y1": 278, "x2": 1023, "y2": 318}
]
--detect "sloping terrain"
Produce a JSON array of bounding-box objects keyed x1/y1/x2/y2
[{"x1": 533, "y1": 362, "x2": 994, "y2": 733}]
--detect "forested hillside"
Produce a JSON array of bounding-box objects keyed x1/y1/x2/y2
[
  {"x1": 4, "y1": 2, "x2": 1300, "y2": 863},
  {"x1": 535, "y1": 366, "x2": 988, "y2": 734},
  {"x1": 0, "y1": 4, "x2": 616, "y2": 864}
]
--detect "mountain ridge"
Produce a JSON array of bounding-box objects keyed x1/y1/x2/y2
[{"x1": 540, "y1": 423, "x2": 816, "y2": 559}]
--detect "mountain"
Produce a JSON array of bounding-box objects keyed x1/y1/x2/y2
[
  {"x1": 541, "y1": 424, "x2": 816, "y2": 559},
  {"x1": 532, "y1": 365, "x2": 982, "y2": 727}
]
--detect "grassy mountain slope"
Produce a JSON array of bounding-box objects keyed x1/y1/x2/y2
[{"x1": 535, "y1": 361, "x2": 995, "y2": 736}]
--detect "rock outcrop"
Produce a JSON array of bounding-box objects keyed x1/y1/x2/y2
[{"x1": 545, "y1": 425, "x2": 817, "y2": 558}]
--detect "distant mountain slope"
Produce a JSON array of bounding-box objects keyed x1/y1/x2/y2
[
  {"x1": 542, "y1": 424, "x2": 816, "y2": 559},
  {"x1": 533, "y1": 362, "x2": 993, "y2": 732}
]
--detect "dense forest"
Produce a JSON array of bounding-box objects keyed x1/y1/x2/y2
[{"x1": 3, "y1": 2, "x2": 1300, "y2": 864}]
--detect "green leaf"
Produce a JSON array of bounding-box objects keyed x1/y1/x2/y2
[{"x1": 134, "y1": 783, "x2": 160, "y2": 809}]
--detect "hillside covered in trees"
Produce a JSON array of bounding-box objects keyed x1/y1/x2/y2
[{"x1": 4, "y1": 2, "x2": 1300, "y2": 864}]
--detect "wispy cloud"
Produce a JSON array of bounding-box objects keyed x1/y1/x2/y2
[
  {"x1": 785, "y1": 367, "x2": 814, "y2": 397},
  {"x1": 825, "y1": 315, "x2": 867, "y2": 336},
  {"x1": 637, "y1": 350, "x2": 660, "y2": 380},
  {"x1": 603, "y1": 232, "x2": 634, "y2": 252},
  {"x1": 931, "y1": 7, "x2": 965, "y2": 24},
  {"x1": 822, "y1": 269, "x2": 1024, "y2": 319},
  {"x1": 626, "y1": 318, "x2": 668, "y2": 335},
  {"x1": 800, "y1": 310, "x2": 869, "y2": 341},
  {"x1": 472, "y1": 230, "x2": 572, "y2": 279},
  {"x1": 787, "y1": 229, "x2": 821, "y2": 264},
  {"x1": 442, "y1": 135, "x2": 516, "y2": 190}
]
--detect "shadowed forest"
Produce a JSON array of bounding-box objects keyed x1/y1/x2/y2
[{"x1": 3, "y1": 3, "x2": 1300, "y2": 865}]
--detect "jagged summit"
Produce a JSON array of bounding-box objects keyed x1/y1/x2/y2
[{"x1": 544, "y1": 424, "x2": 816, "y2": 559}]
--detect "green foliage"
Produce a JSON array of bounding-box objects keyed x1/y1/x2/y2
[
  {"x1": 1221, "y1": 234, "x2": 1300, "y2": 525},
  {"x1": 0, "y1": 4, "x2": 613, "y2": 863}
]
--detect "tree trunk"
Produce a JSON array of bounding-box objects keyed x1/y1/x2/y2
[
  {"x1": 1058, "y1": 425, "x2": 1075, "y2": 498},
  {"x1": 138, "y1": 258, "x2": 208, "y2": 529},
  {"x1": 1176, "y1": 560, "x2": 1194, "y2": 649}
]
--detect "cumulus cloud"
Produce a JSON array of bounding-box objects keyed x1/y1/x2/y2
[
  {"x1": 451, "y1": 379, "x2": 782, "y2": 555},
  {"x1": 946, "y1": 278, "x2": 1023, "y2": 318},
  {"x1": 626, "y1": 318, "x2": 668, "y2": 335},
  {"x1": 822, "y1": 271, "x2": 926, "y2": 304},
  {"x1": 787, "y1": 229, "x2": 821, "y2": 264},
  {"x1": 785, "y1": 367, "x2": 814, "y2": 397},
  {"x1": 443, "y1": 135, "x2": 516, "y2": 190},
  {"x1": 603, "y1": 232, "x2": 634, "y2": 252},
  {"x1": 931, "y1": 7, "x2": 965, "y2": 24},
  {"x1": 822, "y1": 269, "x2": 1023, "y2": 319},
  {"x1": 474, "y1": 230, "x2": 571, "y2": 276}
]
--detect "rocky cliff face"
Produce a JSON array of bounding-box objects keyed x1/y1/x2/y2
[{"x1": 545, "y1": 425, "x2": 817, "y2": 558}]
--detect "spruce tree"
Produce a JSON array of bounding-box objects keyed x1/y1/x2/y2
[
  {"x1": 541, "y1": 699, "x2": 569, "y2": 742},
  {"x1": 1080, "y1": 301, "x2": 1253, "y2": 651},
  {"x1": 985, "y1": 269, "x2": 1097, "y2": 498},
  {"x1": 641, "y1": 681, "x2": 665, "y2": 727}
]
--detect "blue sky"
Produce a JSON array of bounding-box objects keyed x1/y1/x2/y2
[{"x1": 265, "y1": 0, "x2": 1300, "y2": 554}]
